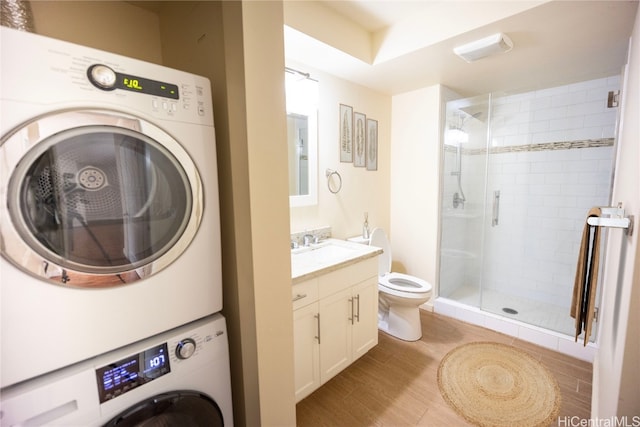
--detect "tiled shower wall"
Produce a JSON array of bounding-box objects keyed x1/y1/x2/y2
[
  {"x1": 441, "y1": 75, "x2": 619, "y2": 313},
  {"x1": 483, "y1": 143, "x2": 614, "y2": 306}
]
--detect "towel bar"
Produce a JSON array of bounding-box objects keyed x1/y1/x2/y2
[{"x1": 586, "y1": 205, "x2": 634, "y2": 236}]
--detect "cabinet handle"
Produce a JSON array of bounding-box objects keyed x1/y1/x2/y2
[
  {"x1": 314, "y1": 313, "x2": 320, "y2": 344},
  {"x1": 292, "y1": 293, "x2": 307, "y2": 302},
  {"x1": 348, "y1": 297, "x2": 354, "y2": 325},
  {"x1": 355, "y1": 294, "x2": 360, "y2": 322}
]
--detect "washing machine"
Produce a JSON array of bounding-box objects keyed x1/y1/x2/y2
[
  {"x1": 0, "y1": 313, "x2": 233, "y2": 426},
  {"x1": 0, "y1": 27, "x2": 223, "y2": 387}
]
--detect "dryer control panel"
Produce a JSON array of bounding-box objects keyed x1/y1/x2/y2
[
  {"x1": 88, "y1": 64, "x2": 179, "y2": 99},
  {"x1": 0, "y1": 27, "x2": 214, "y2": 128}
]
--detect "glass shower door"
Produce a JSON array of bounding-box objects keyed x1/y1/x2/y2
[
  {"x1": 478, "y1": 90, "x2": 615, "y2": 338},
  {"x1": 439, "y1": 94, "x2": 491, "y2": 307}
]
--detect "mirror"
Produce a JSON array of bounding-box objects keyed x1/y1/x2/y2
[{"x1": 286, "y1": 68, "x2": 318, "y2": 207}]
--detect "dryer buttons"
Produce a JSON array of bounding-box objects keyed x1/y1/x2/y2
[{"x1": 176, "y1": 338, "x2": 196, "y2": 360}]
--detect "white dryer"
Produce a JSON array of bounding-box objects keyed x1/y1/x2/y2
[
  {"x1": 0, "y1": 313, "x2": 233, "y2": 426},
  {"x1": 0, "y1": 28, "x2": 222, "y2": 387}
]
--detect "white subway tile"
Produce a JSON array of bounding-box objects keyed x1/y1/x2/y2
[
  {"x1": 585, "y1": 111, "x2": 618, "y2": 127},
  {"x1": 528, "y1": 120, "x2": 549, "y2": 134},
  {"x1": 531, "y1": 160, "x2": 565, "y2": 173},
  {"x1": 601, "y1": 125, "x2": 616, "y2": 138},
  {"x1": 567, "y1": 100, "x2": 606, "y2": 116},
  {"x1": 606, "y1": 75, "x2": 621, "y2": 87},
  {"x1": 586, "y1": 87, "x2": 609, "y2": 102},
  {"x1": 566, "y1": 126, "x2": 606, "y2": 141},
  {"x1": 552, "y1": 91, "x2": 587, "y2": 107},
  {"x1": 550, "y1": 116, "x2": 585, "y2": 131},
  {"x1": 562, "y1": 159, "x2": 599, "y2": 172},
  {"x1": 581, "y1": 146, "x2": 614, "y2": 160},
  {"x1": 532, "y1": 130, "x2": 567, "y2": 144},
  {"x1": 533, "y1": 105, "x2": 568, "y2": 121},
  {"x1": 536, "y1": 85, "x2": 569, "y2": 98}
]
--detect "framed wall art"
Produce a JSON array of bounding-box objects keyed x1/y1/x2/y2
[
  {"x1": 366, "y1": 118, "x2": 378, "y2": 171},
  {"x1": 339, "y1": 103, "x2": 353, "y2": 162},
  {"x1": 353, "y1": 112, "x2": 366, "y2": 167}
]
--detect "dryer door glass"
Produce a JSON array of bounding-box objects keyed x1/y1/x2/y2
[
  {"x1": 15, "y1": 127, "x2": 190, "y2": 275},
  {"x1": 1, "y1": 110, "x2": 204, "y2": 287},
  {"x1": 103, "y1": 391, "x2": 224, "y2": 427}
]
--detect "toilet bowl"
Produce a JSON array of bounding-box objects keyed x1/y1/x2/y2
[{"x1": 369, "y1": 228, "x2": 432, "y2": 341}]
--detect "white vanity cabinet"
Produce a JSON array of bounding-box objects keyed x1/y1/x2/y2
[{"x1": 292, "y1": 257, "x2": 378, "y2": 402}]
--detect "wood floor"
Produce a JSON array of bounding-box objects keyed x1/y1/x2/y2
[{"x1": 296, "y1": 310, "x2": 592, "y2": 426}]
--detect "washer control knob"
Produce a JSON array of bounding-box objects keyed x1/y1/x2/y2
[
  {"x1": 176, "y1": 338, "x2": 196, "y2": 360},
  {"x1": 88, "y1": 64, "x2": 117, "y2": 90}
]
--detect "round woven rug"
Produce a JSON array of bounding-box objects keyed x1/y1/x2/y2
[{"x1": 437, "y1": 342, "x2": 561, "y2": 427}]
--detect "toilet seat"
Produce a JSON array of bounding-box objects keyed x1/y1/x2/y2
[
  {"x1": 370, "y1": 228, "x2": 432, "y2": 296},
  {"x1": 380, "y1": 272, "x2": 432, "y2": 295}
]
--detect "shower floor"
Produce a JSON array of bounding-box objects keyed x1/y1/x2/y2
[{"x1": 446, "y1": 285, "x2": 577, "y2": 337}]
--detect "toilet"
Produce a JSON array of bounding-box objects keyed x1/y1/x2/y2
[{"x1": 369, "y1": 228, "x2": 432, "y2": 341}]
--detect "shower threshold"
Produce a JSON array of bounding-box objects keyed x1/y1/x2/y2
[{"x1": 433, "y1": 296, "x2": 596, "y2": 362}]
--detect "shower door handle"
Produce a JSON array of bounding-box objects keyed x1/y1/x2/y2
[{"x1": 492, "y1": 191, "x2": 500, "y2": 227}]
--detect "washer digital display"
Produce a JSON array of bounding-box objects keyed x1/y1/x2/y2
[{"x1": 96, "y1": 342, "x2": 171, "y2": 403}]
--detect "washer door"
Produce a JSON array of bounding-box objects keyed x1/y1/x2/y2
[
  {"x1": 0, "y1": 110, "x2": 203, "y2": 287},
  {"x1": 103, "y1": 391, "x2": 224, "y2": 427}
]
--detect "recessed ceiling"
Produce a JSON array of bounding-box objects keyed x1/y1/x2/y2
[{"x1": 285, "y1": 0, "x2": 639, "y2": 96}]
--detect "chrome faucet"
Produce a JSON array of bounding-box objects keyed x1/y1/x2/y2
[{"x1": 303, "y1": 234, "x2": 314, "y2": 247}]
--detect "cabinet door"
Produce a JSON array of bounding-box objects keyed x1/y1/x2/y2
[
  {"x1": 351, "y1": 278, "x2": 379, "y2": 359},
  {"x1": 293, "y1": 303, "x2": 320, "y2": 402},
  {"x1": 318, "y1": 287, "x2": 352, "y2": 384}
]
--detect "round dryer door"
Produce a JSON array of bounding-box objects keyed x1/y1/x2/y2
[
  {"x1": 0, "y1": 110, "x2": 203, "y2": 287},
  {"x1": 103, "y1": 391, "x2": 224, "y2": 427}
]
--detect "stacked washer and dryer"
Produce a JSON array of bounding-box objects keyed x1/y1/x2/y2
[{"x1": 0, "y1": 27, "x2": 233, "y2": 425}]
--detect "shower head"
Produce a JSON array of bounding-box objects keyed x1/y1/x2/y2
[{"x1": 450, "y1": 110, "x2": 483, "y2": 132}]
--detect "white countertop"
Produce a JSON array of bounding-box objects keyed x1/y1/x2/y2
[{"x1": 291, "y1": 238, "x2": 382, "y2": 284}]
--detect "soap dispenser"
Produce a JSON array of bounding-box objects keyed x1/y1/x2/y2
[{"x1": 362, "y1": 212, "x2": 370, "y2": 239}]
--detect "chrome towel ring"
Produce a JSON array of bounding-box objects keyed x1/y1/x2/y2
[{"x1": 326, "y1": 169, "x2": 342, "y2": 194}]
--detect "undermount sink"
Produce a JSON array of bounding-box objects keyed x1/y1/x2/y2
[
  {"x1": 292, "y1": 241, "x2": 357, "y2": 261},
  {"x1": 291, "y1": 238, "x2": 382, "y2": 281}
]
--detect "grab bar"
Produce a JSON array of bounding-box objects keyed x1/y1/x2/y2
[{"x1": 492, "y1": 190, "x2": 500, "y2": 227}]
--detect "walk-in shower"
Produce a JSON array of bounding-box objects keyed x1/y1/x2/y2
[{"x1": 437, "y1": 76, "x2": 619, "y2": 349}]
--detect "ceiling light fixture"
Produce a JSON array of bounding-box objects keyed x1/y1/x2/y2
[{"x1": 453, "y1": 33, "x2": 513, "y2": 63}]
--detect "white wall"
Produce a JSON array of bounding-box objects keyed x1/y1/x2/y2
[
  {"x1": 593, "y1": 5, "x2": 640, "y2": 417},
  {"x1": 288, "y1": 62, "x2": 391, "y2": 240},
  {"x1": 390, "y1": 85, "x2": 456, "y2": 290}
]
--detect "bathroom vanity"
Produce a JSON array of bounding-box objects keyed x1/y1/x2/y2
[{"x1": 291, "y1": 239, "x2": 381, "y2": 402}]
